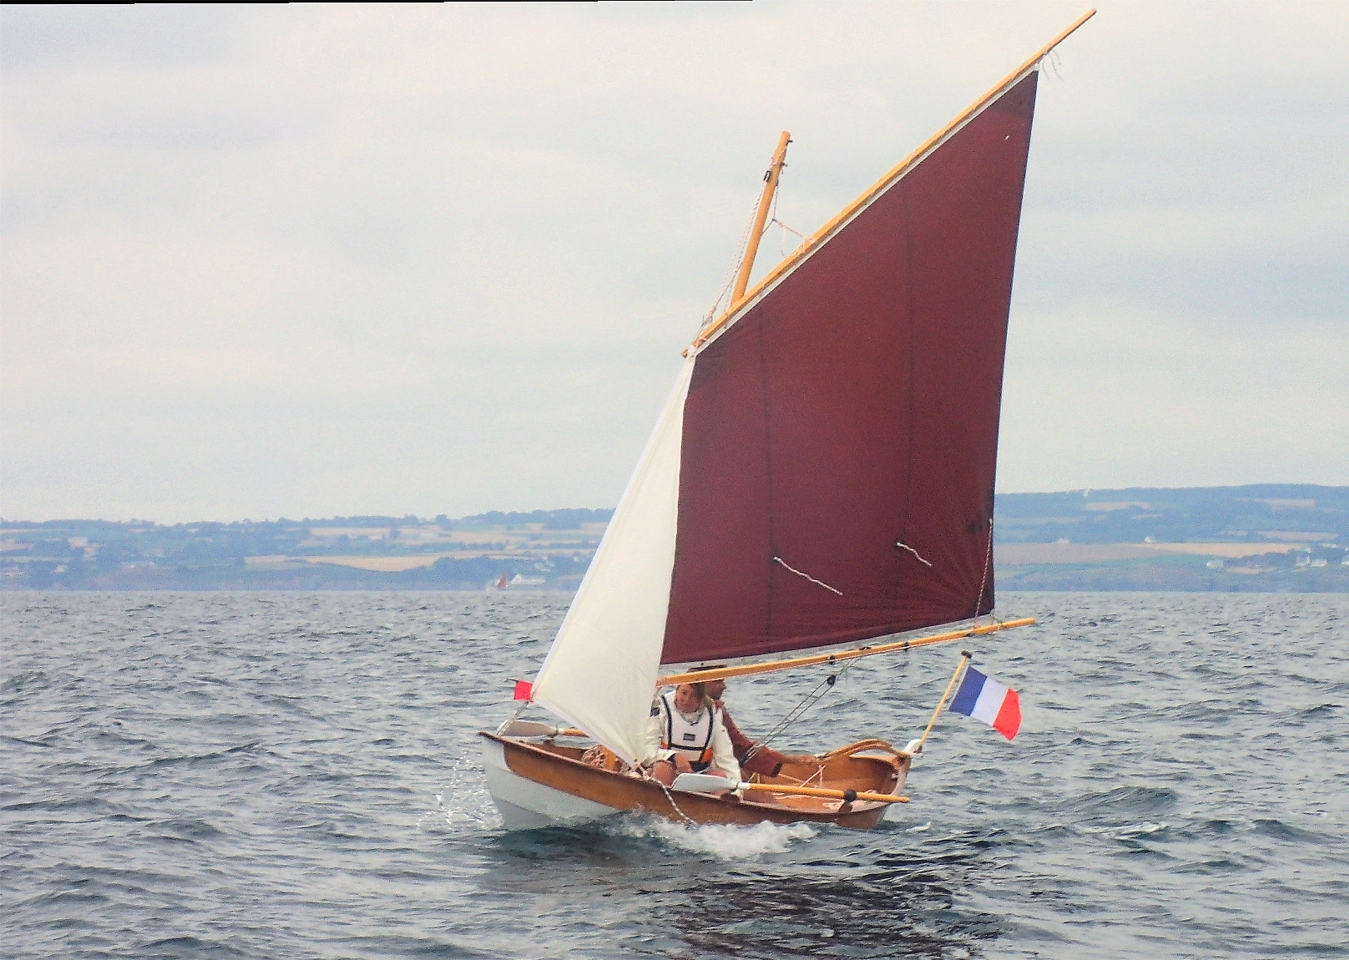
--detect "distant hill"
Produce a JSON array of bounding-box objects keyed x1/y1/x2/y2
[
  {"x1": 993, "y1": 485, "x2": 1346, "y2": 592},
  {"x1": 995, "y1": 484, "x2": 1348, "y2": 544},
  {"x1": 450, "y1": 508, "x2": 614, "y2": 531},
  {"x1": 2, "y1": 489, "x2": 1344, "y2": 592}
]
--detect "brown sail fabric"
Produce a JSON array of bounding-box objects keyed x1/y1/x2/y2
[{"x1": 663, "y1": 71, "x2": 1039, "y2": 665}]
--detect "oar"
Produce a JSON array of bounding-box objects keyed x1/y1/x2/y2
[
  {"x1": 497, "y1": 720, "x2": 587, "y2": 738},
  {"x1": 672, "y1": 773, "x2": 909, "y2": 805}
]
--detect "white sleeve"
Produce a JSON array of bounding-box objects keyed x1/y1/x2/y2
[
  {"x1": 639, "y1": 694, "x2": 674, "y2": 766},
  {"x1": 709, "y1": 709, "x2": 741, "y2": 783}
]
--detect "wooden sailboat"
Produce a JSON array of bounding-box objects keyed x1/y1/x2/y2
[{"x1": 480, "y1": 12, "x2": 1094, "y2": 832}]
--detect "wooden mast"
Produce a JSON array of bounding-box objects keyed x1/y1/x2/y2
[{"x1": 730, "y1": 130, "x2": 792, "y2": 309}]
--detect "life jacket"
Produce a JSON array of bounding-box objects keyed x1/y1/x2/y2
[{"x1": 658, "y1": 691, "x2": 715, "y2": 771}]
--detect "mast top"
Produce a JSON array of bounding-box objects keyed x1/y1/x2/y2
[
  {"x1": 729, "y1": 130, "x2": 792, "y2": 309},
  {"x1": 691, "y1": 8, "x2": 1096, "y2": 351}
]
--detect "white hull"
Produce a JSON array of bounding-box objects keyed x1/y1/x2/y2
[{"x1": 480, "y1": 736, "x2": 619, "y2": 830}]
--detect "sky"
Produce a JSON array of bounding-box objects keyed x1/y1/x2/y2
[{"x1": 2, "y1": 2, "x2": 1346, "y2": 523}]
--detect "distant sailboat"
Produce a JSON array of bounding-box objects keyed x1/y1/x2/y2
[{"x1": 481, "y1": 11, "x2": 1094, "y2": 831}]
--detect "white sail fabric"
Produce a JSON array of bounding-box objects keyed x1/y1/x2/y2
[{"x1": 529, "y1": 357, "x2": 694, "y2": 764}]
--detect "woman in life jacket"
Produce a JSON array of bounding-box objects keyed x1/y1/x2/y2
[{"x1": 643, "y1": 681, "x2": 741, "y2": 787}]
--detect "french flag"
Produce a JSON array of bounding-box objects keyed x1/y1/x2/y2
[{"x1": 950, "y1": 667, "x2": 1021, "y2": 740}]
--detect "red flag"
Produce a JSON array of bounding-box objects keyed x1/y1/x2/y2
[{"x1": 512, "y1": 680, "x2": 533, "y2": 701}]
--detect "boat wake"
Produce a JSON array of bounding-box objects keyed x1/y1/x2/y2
[
  {"x1": 429, "y1": 789, "x2": 498, "y2": 831},
  {"x1": 624, "y1": 817, "x2": 818, "y2": 860},
  {"x1": 427, "y1": 755, "x2": 500, "y2": 831}
]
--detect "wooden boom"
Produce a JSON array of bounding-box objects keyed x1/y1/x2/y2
[{"x1": 658, "y1": 617, "x2": 1035, "y2": 686}]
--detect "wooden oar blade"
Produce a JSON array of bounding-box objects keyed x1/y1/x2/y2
[
  {"x1": 671, "y1": 773, "x2": 737, "y2": 795},
  {"x1": 497, "y1": 720, "x2": 563, "y2": 738}
]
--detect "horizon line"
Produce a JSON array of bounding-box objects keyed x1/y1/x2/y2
[{"x1": 3, "y1": 482, "x2": 1347, "y2": 528}]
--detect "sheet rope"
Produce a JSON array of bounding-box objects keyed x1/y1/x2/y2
[{"x1": 741, "y1": 658, "x2": 861, "y2": 764}]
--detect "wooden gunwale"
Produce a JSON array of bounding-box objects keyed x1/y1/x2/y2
[{"x1": 480, "y1": 732, "x2": 908, "y2": 830}]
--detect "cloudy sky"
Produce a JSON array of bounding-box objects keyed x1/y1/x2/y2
[{"x1": 3, "y1": 2, "x2": 1346, "y2": 523}]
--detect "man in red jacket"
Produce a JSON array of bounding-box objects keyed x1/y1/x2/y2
[{"x1": 701, "y1": 675, "x2": 817, "y2": 778}]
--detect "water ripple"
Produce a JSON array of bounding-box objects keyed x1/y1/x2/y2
[{"x1": 2, "y1": 591, "x2": 1347, "y2": 958}]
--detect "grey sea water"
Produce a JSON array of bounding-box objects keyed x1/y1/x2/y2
[{"x1": 2, "y1": 591, "x2": 1346, "y2": 959}]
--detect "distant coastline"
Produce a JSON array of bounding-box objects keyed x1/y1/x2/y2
[{"x1": 3, "y1": 486, "x2": 1345, "y2": 593}]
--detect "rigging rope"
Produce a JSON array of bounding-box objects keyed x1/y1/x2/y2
[
  {"x1": 766, "y1": 180, "x2": 804, "y2": 258},
  {"x1": 753, "y1": 521, "x2": 1002, "y2": 756},
  {"x1": 702, "y1": 191, "x2": 767, "y2": 328},
  {"x1": 1040, "y1": 48, "x2": 1064, "y2": 81},
  {"x1": 973, "y1": 516, "x2": 999, "y2": 626},
  {"x1": 743, "y1": 657, "x2": 862, "y2": 762},
  {"x1": 770, "y1": 217, "x2": 807, "y2": 258},
  {"x1": 767, "y1": 179, "x2": 809, "y2": 258},
  {"x1": 650, "y1": 773, "x2": 698, "y2": 825}
]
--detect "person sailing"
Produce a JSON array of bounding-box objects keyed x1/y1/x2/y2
[
  {"x1": 644, "y1": 682, "x2": 740, "y2": 787},
  {"x1": 699, "y1": 675, "x2": 818, "y2": 778}
]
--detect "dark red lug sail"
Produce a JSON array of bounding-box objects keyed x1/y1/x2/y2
[{"x1": 664, "y1": 71, "x2": 1039, "y2": 664}]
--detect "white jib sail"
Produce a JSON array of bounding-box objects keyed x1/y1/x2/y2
[{"x1": 529, "y1": 357, "x2": 694, "y2": 764}]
